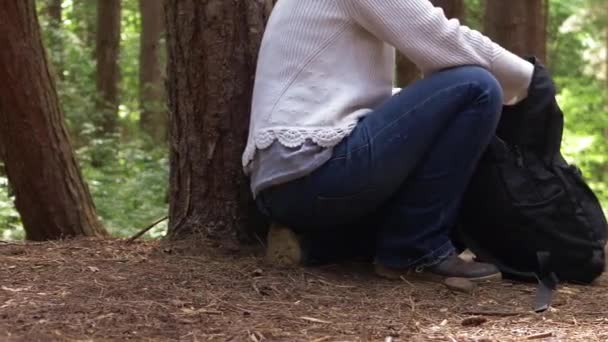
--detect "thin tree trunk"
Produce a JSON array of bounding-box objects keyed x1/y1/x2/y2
[
  {"x1": 396, "y1": 0, "x2": 465, "y2": 87},
  {"x1": 47, "y1": 0, "x2": 62, "y2": 28},
  {"x1": 165, "y1": 0, "x2": 267, "y2": 241},
  {"x1": 95, "y1": 0, "x2": 121, "y2": 135},
  {"x1": 46, "y1": 0, "x2": 63, "y2": 79},
  {"x1": 73, "y1": 0, "x2": 96, "y2": 48},
  {"x1": 0, "y1": 0, "x2": 107, "y2": 241},
  {"x1": 138, "y1": 0, "x2": 166, "y2": 143},
  {"x1": 484, "y1": 0, "x2": 547, "y2": 62}
]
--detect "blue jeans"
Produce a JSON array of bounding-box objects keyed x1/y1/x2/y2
[{"x1": 257, "y1": 66, "x2": 503, "y2": 269}]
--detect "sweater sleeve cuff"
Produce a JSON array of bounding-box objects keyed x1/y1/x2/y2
[{"x1": 490, "y1": 47, "x2": 534, "y2": 105}]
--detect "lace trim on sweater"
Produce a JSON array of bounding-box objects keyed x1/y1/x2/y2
[{"x1": 242, "y1": 121, "x2": 358, "y2": 167}]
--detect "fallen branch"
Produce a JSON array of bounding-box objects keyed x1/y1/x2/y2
[
  {"x1": 526, "y1": 332, "x2": 553, "y2": 340},
  {"x1": 300, "y1": 316, "x2": 332, "y2": 324},
  {"x1": 127, "y1": 216, "x2": 168, "y2": 243},
  {"x1": 461, "y1": 310, "x2": 526, "y2": 317}
]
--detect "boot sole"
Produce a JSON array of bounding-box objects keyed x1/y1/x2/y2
[
  {"x1": 265, "y1": 224, "x2": 302, "y2": 267},
  {"x1": 375, "y1": 263, "x2": 502, "y2": 283}
]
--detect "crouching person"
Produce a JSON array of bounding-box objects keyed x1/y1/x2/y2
[{"x1": 242, "y1": 0, "x2": 533, "y2": 282}]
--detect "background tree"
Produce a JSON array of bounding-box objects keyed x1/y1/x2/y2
[
  {"x1": 44, "y1": 0, "x2": 63, "y2": 79},
  {"x1": 95, "y1": 0, "x2": 122, "y2": 135},
  {"x1": 138, "y1": 0, "x2": 166, "y2": 143},
  {"x1": 484, "y1": 0, "x2": 548, "y2": 61},
  {"x1": 432, "y1": 0, "x2": 465, "y2": 18},
  {"x1": 72, "y1": 0, "x2": 97, "y2": 49},
  {"x1": 46, "y1": 0, "x2": 62, "y2": 26},
  {"x1": 165, "y1": 0, "x2": 269, "y2": 240},
  {"x1": 395, "y1": 0, "x2": 465, "y2": 87},
  {"x1": 0, "y1": 0, "x2": 107, "y2": 240}
]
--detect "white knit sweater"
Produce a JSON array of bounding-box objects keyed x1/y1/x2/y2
[{"x1": 242, "y1": 0, "x2": 534, "y2": 168}]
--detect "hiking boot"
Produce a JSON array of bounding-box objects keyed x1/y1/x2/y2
[
  {"x1": 375, "y1": 254, "x2": 501, "y2": 282},
  {"x1": 265, "y1": 223, "x2": 303, "y2": 267}
]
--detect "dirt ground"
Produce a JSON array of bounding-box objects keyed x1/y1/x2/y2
[{"x1": 0, "y1": 238, "x2": 607, "y2": 342}]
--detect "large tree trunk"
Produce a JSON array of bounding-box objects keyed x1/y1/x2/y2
[
  {"x1": 0, "y1": 0, "x2": 107, "y2": 241},
  {"x1": 165, "y1": 0, "x2": 268, "y2": 241},
  {"x1": 138, "y1": 0, "x2": 166, "y2": 143},
  {"x1": 95, "y1": 0, "x2": 121, "y2": 135},
  {"x1": 484, "y1": 0, "x2": 547, "y2": 62},
  {"x1": 396, "y1": 0, "x2": 465, "y2": 87}
]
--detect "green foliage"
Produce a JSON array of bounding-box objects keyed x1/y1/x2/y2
[
  {"x1": 77, "y1": 140, "x2": 169, "y2": 238},
  {"x1": 118, "y1": 0, "x2": 143, "y2": 129},
  {"x1": 548, "y1": 0, "x2": 608, "y2": 209},
  {"x1": 0, "y1": 175, "x2": 23, "y2": 240},
  {"x1": 464, "y1": 0, "x2": 484, "y2": 30},
  {"x1": 0, "y1": 0, "x2": 168, "y2": 240}
]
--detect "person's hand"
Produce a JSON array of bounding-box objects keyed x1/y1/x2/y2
[{"x1": 496, "y1": 57, "x2": 557, "y2": 147}]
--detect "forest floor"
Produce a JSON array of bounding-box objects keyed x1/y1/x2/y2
[{"x1": 0, "y1": 238, "x2": 607, "y2": 342}]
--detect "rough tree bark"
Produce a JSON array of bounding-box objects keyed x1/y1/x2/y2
[
  {"x1": 0, "y1": 0, "x2": 107, "y2": 241},
  {"x1": 165, "y1": 0, "x2": 268, "y2": 240},
  {"x1": 396, "y1": 0, "x2": 465, "y2": 87},
  {"x1": 484, "y1": 0, "x2": 547, "y2": 62},
  {"x1": 95, "y1": 0, "x2": 121, "y2": 135},
  {"x1": 139, "y1": 0, "x2": 166, "y2": 143}
]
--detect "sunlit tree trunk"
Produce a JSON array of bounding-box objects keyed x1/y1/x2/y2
[
  {"x1": 484, "y1": 0, "x2": 547, "y2": 62},
  {"x1": 395, "y1": 0, "x2": 465, "y2": 87},
  {"x1": 0, "y1": 0, "x2": 107, "y2": 240},
  {"x1": 139, "y1": 0, "x2": 166, "y2": 143},
  {"x1": 165, "y1": 0, "x2": 268, "y2": 241},
  {"x1": 95, "y1": 0, "x2": 121, "y2": 135}
]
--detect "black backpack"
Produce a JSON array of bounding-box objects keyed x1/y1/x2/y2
[{"x1": 458, "y1": 58, "x2": 608, "y2": 312}]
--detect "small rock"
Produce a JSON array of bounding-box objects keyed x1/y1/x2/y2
[
  {"x1": 444, "y1": 277, "x2": 477, "y2": 294},
  {"x1": 87, "y1": 266, "x2": 100, "y2": 273},
  {"x1": 462, "y1": 316, "x2": 488, "y2": 327}
]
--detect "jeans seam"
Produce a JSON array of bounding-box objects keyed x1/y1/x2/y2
[
  {"x1": 369, "y1": 82, "x2": 479, "y2": 143},
  {"x1": 327, "y1": 124, "x2": 371, "y2": 161}
]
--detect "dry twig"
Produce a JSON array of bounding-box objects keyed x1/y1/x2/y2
[{"x1": 127, "y1": 216, "x2": 168, "y2": 243}]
